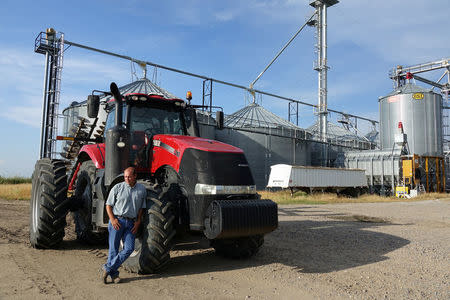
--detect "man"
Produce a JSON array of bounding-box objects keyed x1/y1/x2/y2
[{"x1": 102, "y1": 166, "x2": 147, "y2": 284}]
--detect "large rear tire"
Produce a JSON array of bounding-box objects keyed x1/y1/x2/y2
[
  {"x1": 72, "y1": 160, "x2": 104, "y2": 244},
  {"x1": 211, "y1": 235, "x2": 264, "y2": 259},
  {"x1": 30, "y1": 158, "x2": 69, "y2": 248},
  {"x1": 123, "y1": 185, "x2": 176, "y2": 274}
]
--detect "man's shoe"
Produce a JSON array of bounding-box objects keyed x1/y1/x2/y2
[
  {"x1": 112, "y1": 275, "x2": 121, "y2": 284},
  {"x1": 101, "y1": 269, "x2": 108, "y2": 284}
]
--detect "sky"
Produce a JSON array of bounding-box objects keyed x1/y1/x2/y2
[{"x1": 0, "y1": 0, "x2": 449, "y2": 177}]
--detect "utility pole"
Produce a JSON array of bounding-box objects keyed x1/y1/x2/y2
[{"x1": 310, "y1": 0, "x2": 338, "y2": 165}]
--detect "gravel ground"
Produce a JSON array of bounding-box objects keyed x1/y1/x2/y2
[{"x1": 0, "y1": 198, "x2": 448, "y2": 299}]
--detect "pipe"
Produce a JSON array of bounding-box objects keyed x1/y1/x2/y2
[
  {"x1": 110, "y1": 82, "x2": 123, "y2": 127},
  {"x1": 249, "y1": 10, "x2": 317, "y2": 90},
  {"x1": 63, "y1": 39, "x2": 378, "y2": 124},
  {"x1": 39, "y1": 53, "x2": 50, "y2": 159}
]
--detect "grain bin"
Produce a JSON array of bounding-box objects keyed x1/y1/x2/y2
[
  {"x1": 215, "y1": 103, "x2": 312, "y2": 189},
  {"x1": 379, "y1": 83, "x2": 443, "y2": 156}
]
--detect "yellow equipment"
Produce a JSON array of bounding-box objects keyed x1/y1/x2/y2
[{"x1": 395, "y1": 186, "x2": 409, "y2": 198}]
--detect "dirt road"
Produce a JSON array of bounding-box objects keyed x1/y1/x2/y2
[{"x1": 0, "y1": 198, "x2": 448, "y2": 299}]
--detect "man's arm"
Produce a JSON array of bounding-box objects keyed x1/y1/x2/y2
[
  {"x1": 106, "y1": 205, "x2": 120, "y2": 230},
  {"x1": 131, "y1": 208, "x2": 144, "y2": 234}
]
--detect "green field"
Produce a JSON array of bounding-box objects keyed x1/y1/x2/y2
[{"x1": 0, "y1": 176, "x2": 32, "y2": 184}]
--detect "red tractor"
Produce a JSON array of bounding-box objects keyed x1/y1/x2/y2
[{"x1": 30, "y1": 82, "x2": 278, "y2": 273}]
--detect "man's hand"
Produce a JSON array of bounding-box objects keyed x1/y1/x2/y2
[
  {"x1": 131, "y1": 220, "x2": 141, "y2": 234},
  {"x1": 111, "y1": 218, "x2": 121, "y2": 230},
  {"x1": 106, "y1": 205, "x2": 120, "y2": 230}
]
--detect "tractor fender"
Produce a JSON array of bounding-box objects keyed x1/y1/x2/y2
[{"x1": 78, "y1": 144, "x2": 106, "y2": 169}]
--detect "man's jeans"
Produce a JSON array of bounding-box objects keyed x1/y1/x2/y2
[{"x1": 103, "y1": 218, "x2": 135, "y2": 277}]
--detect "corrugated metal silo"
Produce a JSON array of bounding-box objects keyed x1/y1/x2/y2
[
  {"x1": 379, "y1": 83, "x2": 443, "y2": 156},
  {"x1": 215, "y1": 103, "x2": 311, "y2": 189}
]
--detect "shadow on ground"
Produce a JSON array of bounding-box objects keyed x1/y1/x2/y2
[
  {"x1": 54, "y1": 205, "x2": 410, "y2": 277},
  {"x1": 126, "y1": 206, "x2": 411, "y2": 278}
]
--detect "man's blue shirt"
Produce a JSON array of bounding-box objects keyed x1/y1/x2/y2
[{"x1": 106, "y1": 182, "x2": 147, "y2": 218}]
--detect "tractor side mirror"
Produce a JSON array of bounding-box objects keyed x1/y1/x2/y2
[
  {"x1": 216, "y1": 111, "x2": 224, "y2": 130},
  {"x1": 87, "y1": 95, "x2": 100, "y2": 118}
]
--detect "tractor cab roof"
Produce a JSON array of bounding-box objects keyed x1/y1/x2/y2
[{"x1": 106, "y1": 93, "x2": 186, "y2": 109}]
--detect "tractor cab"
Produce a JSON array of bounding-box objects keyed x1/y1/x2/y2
[{"x1": 103, "y1": 93, "x2": 198, "y2": 172}]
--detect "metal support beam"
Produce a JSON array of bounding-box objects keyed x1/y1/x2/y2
[
  {"x1": 288, "y1": 101, "x2": 299, "y2": 126},
  {"x1": 389, "y1": 58, "x2": 449, "y2": 79},
  {"x1": 202, "y1": 79, "x2": 213, "y2": 112},
  {"x1": 412, "y1": 74, "x2": 445, "y2": 89}
]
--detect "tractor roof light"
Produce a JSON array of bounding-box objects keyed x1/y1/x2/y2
[{"x1": 186, "y1": 91, "x2": 192, "y2": 101}]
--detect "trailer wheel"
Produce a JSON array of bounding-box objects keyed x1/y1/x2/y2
[
  {"x1": 30, "y1": 158, "x2": 69, "y2": 248},
  {"x1": 211, "y1": 235, "x2": 264, "y2": 259},
  {"x1": 72, "y1": 160, "x2": 104, "y2": 244},
  {"x1": 123, "y1": 186, "x2": 176, "y2": 274}
]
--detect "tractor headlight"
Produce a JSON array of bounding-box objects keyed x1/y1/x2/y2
[{"x1": 194, "y1": 184, "x2": 256, "y2": 195}]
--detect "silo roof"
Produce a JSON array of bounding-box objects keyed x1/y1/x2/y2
[
  {"x1": 101, "y1": 78, "x2": 178, "y2": 101},
  {"x1": 225, "y1": 103, "x2": 301, "y2": 129},
  {"x1": 380, "y1": 83, "x2": 435, "y2": 100},
  {"x1": 66, "y1": 78, "x2": 178, "y2": 109},
  {"x1": 307, "y1": 121, "x2": 366, "y2": 141}
]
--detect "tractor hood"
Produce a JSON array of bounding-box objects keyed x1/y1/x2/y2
[
  {"x1": 154, "y1": 135, "x2": 243, "y2": 154},
  {"x1": 150, "y1": 135, "x2": 245, "y2": 174}
]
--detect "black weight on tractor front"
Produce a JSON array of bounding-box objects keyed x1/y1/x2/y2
[{"x1": 30, "y1": 158, "x2": 69, "y2": 249}]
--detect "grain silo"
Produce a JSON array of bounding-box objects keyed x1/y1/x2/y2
[
  {"x1": 339, "y1": 82, "x2": 446, "y2": 194},
  {"x1": 214, "y1": 103, "x2": 312, "y2": 189},
  {"x1": 378, "y1": 82, "x2": 443, "y2": 156}
]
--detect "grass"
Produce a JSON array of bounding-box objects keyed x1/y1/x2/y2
[
  {"x1": 259, "y1": 189, "x2": 450, "y2": 205},
  {"x1": 0, "y1": 183, "x2": 32, "y2": 200},
  {"x1": 0, "y1": 176, "x2": 32, "y2": 184}
]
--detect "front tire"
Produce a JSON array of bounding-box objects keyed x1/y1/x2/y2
[
  {"x1": 211, "y1": 235, "x2": 264, "y2": 259},
  {"x1": 30, "y1": 158, "x2": 69, "y2": 248},
  {"x1": 123, "y1": 186, "x2": 176, "y2": 274}
]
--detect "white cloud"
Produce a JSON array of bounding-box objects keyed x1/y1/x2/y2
[
  {"x1": 214, "y1": 10, "x2": 238, "y2": 22},
  {"x1": 63, "y1": 57, "x2": 130, "y2": 84},
  {"x1": 329, "y1": 0, "x2": 450, "y2": 63},
  {"x1": 0, "y1": 104, "x2": 42, "y2": 128},
  {"x1": 0, "y1": 46, "x2": 133, "y2": 128}
]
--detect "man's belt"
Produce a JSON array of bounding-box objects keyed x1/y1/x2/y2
[{"x1": 117, "y1": 215, "x2": 136, "y2": 221}]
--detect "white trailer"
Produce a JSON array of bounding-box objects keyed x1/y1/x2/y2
[{"x1": 267, "y1": 164, "x2": 367, "y2": 195}]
